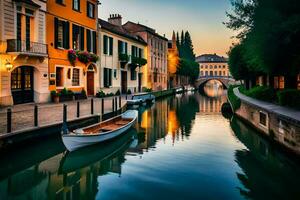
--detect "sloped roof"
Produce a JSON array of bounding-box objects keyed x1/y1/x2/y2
[
  {"x1": 196, "y1": 54, "x2": 228, "y2": 63},
  {"x1": 99, "y1": 19, "x2": 147, "y2": 46},
  {"x1": 123, "y1": 21, "x2": 168, "y2": 41}
]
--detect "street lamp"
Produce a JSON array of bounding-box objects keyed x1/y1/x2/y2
[{"x1": 5, "y1": 60, "x2": 13, "y2": 72}]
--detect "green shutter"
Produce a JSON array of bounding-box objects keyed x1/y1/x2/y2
[
  {"x1": 64, "y1": 21, "x2": 70, "y2": 49},
  {"x1": 87, "y1": 29, "x2": 91, "y2": 52},
  {"x1": 103, "y1": 35, "x2": 108, "y2": 54},
  {"x1": 118, "y1": 40, "x2": 122, "y2": 54},
  {"x1": 80, "y1": 26, "x2": 84, "y2": 51},
  {"x1": 125, "y1": 42, "x2": 128, "y2": 54},
  {"x1": 109, "y1": 37, "x2": 113, "y2": 55},
  {"x1": 93, "y1": 31, "x2": 97, "y2": 54},
  {"x1": 54, "y1": 18, "x2": 58, "y2": 48}
]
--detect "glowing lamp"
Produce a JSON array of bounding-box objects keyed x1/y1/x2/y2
[{"x1": 5, "y1": 61, "x2": 13, "y2": 72}]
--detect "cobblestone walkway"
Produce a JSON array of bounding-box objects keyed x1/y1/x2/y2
[{"x1": 0, "y1": 96, "x2": 127, "y2": 135}]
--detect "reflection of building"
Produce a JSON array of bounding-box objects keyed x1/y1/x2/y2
[
  {"x1": 99, "y1": 15, "x2": 147, "y2": 94},
  {"x1": 196, "y1": 54, "x2": 230, "y2": 77},
  {"x1": 123, "y1": 22, "x2": 168, "y2": 91},
  {"x1": 0, "y1": 0, "x2": 49, "y2": 105},
  {"x1": 47, "y1": 0, "x2": 99, "y2": 96}
]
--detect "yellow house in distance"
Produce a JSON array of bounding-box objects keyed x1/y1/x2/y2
[{"x1": 196, "y1": 54, "x2": 230, "y2": 78}]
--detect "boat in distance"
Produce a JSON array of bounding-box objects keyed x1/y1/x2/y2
[{"x1": 62, "y1": 110, "x2": 138, "y2": 152}]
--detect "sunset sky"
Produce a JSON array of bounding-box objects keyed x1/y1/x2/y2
[{"x1": 99, "y1": 0, "x2": 235, "y2": 57}]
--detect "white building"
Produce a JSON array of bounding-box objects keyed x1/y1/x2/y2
[{"x1": 99, "y1": 15, "x2": 147, "y2": 94}]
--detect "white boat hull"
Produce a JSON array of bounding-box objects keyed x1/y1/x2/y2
[{"x1": 62, "y1": 110, "x2": 138, "y2": 152}]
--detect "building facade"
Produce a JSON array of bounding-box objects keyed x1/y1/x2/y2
[
  {"x1": 0, "y1": 0, "x2": 48, "y2": 106},
  {"x1": 123, "y1": 22, "x2": 168, "y2": 91},
  {"x1": 47, "y1": 0, "x2": 99, "y2": 96},
  {"x1": 196, "y1": 54, "x2": 230, "y2": 78},
  {"x1": 99, "y1": 15, "x2": 147, "y2": 94}
]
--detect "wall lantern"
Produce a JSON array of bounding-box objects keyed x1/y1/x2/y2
[{"x1": 5, "y1": 60, "x2": 13, "y2": 72}]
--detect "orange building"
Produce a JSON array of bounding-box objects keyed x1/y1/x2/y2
[{"x1": 47, "y1": 0, "x2": 99, "y2": 95}]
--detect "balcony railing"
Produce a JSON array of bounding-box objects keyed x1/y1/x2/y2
[{"x1": 6, "y1": 39, "x2": 47, "y2": 56}]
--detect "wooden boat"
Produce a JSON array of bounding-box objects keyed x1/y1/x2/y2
[
  {"x1": 132, "y1": 93, "x2": 155, "y2": 104},
  {"x1": 59, "y1": 129, "x2": 135, "y2": 174},
  {"x1": 62, "y1": 110, "x2": 138, "y2": 152}
]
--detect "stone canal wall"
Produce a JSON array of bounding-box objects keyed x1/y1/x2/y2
[{"x1": 232, "y1": 88, "x2": 300, "y2": 155}]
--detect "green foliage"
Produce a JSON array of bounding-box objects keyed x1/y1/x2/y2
[
  {"x1": 119, "y1": 54, "x2": 129, "y2": 63},
  {"x1": 81, "y1": 89, "x2": 86, "y2": 96},
  {"x1": 127, "y1": 89, "x2": 132, "y2": 95},
  {"x1": 142, "y1": 87, "x2": 152, "y2": 92},
  {"x1": 175, "y1": 30, "x2": 199, "y2": 83},
  {"x1": 277, "y1": 89, "x2": 300, "y2": 110},
  {"x1": 226, "y1": 0, "x2": 300, "y2": 78},
  {"x1": 131, "y1": 56, "x2": 147, "y2": 67},
  {"x1": 228, "y1": 43, "x2": 253, "y2": 80},
  {"x1": 241, "y1": 86, "x2": 276, "y2": 102},
  {"x1": 228, "y1": 85, "x2": 241, "y2": 111},
  {"x1": 96, "y1": 90, "x2": 106, "y2": 98},
  {"x1": 115, "y1": 89, "x2": 121, "y2": 96},
  {"x1": 68, "y1": 50, "x2": 100, "y2": 65}
]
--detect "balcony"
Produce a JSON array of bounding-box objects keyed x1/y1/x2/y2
[{"x1": 6, "y1": 39, "x2": 47, "y2": 56}]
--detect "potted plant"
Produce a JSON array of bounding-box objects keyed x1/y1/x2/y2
[
  {"x1": 51, "y1": 90, "x2": 60, "y2": 103},
  {"x1": 68, "y1": 50, "x2": 77, "y2": 66},
  {"x1": 60, "y1": 88, "x2": 74, "y2": 102},
  {"x1": 96, "y1": 90, "x2": 106, "y2": 98}
]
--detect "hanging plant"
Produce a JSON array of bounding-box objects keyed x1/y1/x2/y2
[
  {"x1": 89, "y1": 53, "x2": 99, "y2": 63},
  {"x1": 68, "y1": 50, "x2": 77, "y2": 66},
  {"x1": 77, "y1": 51, "x2": 90, "y2": 64},
  {"x1": 68, "y1": 50, "x2": 99, "y2": 66}
]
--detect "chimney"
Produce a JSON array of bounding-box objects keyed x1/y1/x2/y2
[{"x1": 108, "y1": 14, "x2": 122, "y2": 26}]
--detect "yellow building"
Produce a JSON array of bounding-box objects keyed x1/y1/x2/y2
[
  {"x1": 47, "y1": 0, "x2": 99, "y2": 96},
  {"x1": 196, "y1": 54, "x2": 230, "y2": 78},
  {"x1": 99, "y1": 15, "x2": 147, "y2": 94},
  {"x1": 0, "y1": 0, "x2": 48, "y2": 105}
]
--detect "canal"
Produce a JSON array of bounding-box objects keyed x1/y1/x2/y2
[{"x1": 1, "y1": 82, "x2": 300, "y2": 200}]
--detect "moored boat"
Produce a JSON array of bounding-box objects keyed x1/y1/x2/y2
[
  {"x1": 62, "y1": 110, "x2": 138, "y2": 152},
  {"x1": 132, "y1": 93, "x2": 155, "y2": 104}
]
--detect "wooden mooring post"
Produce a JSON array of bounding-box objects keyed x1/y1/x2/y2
[
  {"x1": 77, "y1": 101, "x2": 80, "y2": 118},
  {"x1": 34, "y1": 105, "x2": 38, "y2": 127},
  {"x1": 61, "y1": 104, "x2": 69, "y2": 135},
  {"x1": 7, "y1": 108, "x2": 11, "y2": 133}
]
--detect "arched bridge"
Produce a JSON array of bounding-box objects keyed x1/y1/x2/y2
[{"x1": 195, "y1": 76, "x2": 236, "y2": 89}]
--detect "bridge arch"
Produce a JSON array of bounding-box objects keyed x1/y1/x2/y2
[{"x1": 195, "y1": 76, "x2": 235, "y2": 90}]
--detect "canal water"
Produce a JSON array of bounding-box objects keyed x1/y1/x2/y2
[{"x1": 1, "y1": 82, "x2": 300, "y2": 200}]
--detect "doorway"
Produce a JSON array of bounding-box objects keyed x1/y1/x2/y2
[
  {"x1": 11, "y1": 66, "x2": 34, "y2": 104},
  {"x1": 121, "y1": 71, "x2": 127, "y2": 94},
  {"x1": 87, "y1": 71, "x2": 95, "y2": 96}
]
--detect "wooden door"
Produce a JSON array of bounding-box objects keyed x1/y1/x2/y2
[
  {"x1": 87, "y1": 71, "x2": 94, "y2": 96},
  {"x1": 121, "y1": 71, "x2": 127, "y2": 94},
  {"x1": 11, "y1": 66, "x2": 34, "y2": 104}
]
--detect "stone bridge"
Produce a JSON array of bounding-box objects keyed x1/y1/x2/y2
[{"x1": 195, "y1": 76, "x2": 236, "y2": 89}]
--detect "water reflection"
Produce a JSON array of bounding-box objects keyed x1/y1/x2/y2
[
  {"x1": 1, "y1": 87, "x2": 300, "y2": 200},
  {"x1": 231, "y1": 117, "x2": 300, "y2": 200}
]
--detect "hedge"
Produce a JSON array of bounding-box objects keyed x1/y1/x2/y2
[
  {"x1": 277, "y1": 89, "x2": 300, "y2": 110},
  {"x1": 228, "y1": 85, "x2": 241, "y2": 111}
]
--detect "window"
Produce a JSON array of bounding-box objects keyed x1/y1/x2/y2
[
  {"x1": 118, "y1": 40, "x2": 128, "y2": 54},
  {"x1": 209, "y1": 65, "x2": 213, "y2": 69},
  {"x1": 87, "y1": 2, "x2": 95, "y2": 18},
  {"x1": 131, "y1": 69, "x2": 137, "y2": 80},
  {"x1": 259, "y1": 112, "x2": 267, "y2": 127},
  {"x1": 214, "y1": 65, "x2": 217, "y2": 69},
  {"x1": 132, "y1": 46, "x2": 138, "y2": 57},
  {"x1": 214, "y1": 71, "x2": 218, "y2": 76},
  {"x1": 55, "y1": 18, "x2": 69, "y2": 49},
  {"x1": 73, "y1": 0, "x2": 80, "y2": 11},
  {"x1": 103, "y1": 68, "x2": 112, "y2": 88},
  {"x1": 103, "y1": 35, "x2": 113, "y2": 55},
  {"x1": 56, "y1": 67, "x2": 64, "y2": 87},
  {"x1": 86, "y1": 30, "x2": 96, "y2": 53},
  {"x1": 11, "y1": 68, "x2": 22, "y2": 89},
  {"x1": 72, "y1": 24, "x2": 84, "y2": 50},
  {"x1": 56, "y1": 0, "x2": 64, "y2": 5},
  {"x1": 72, "y1": 68, "x2": 80, "y2": 86},
  {"x1": 219, "y1": 71, "x2": 222, "y2": 76}
]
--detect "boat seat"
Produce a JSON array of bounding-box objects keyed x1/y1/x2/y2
[{"x1": 115, "y1": 120, "x2": 129, "y2": 126}]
